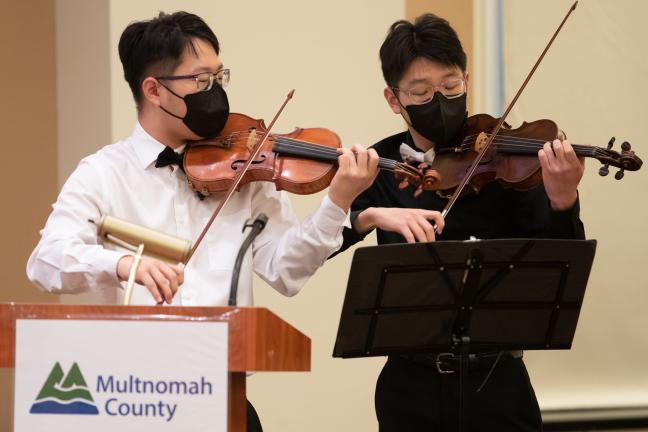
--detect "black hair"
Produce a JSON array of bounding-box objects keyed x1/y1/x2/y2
[
  {"x1": 118, "y1": 11, "x2": 220, "y2": 109},
  {"x1": 379, "y1": 14, "x2": 467, "y2": 88}
]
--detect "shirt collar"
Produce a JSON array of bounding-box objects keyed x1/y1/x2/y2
[
  {"x1": 130, "y1": 122, "x2": 186, "y2": 169},
  {"x1": 404, "y1": 130, "x2": 425, "y2": 152}
]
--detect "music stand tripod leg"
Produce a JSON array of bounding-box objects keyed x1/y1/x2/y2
[{"x1": 455, "y1": 247, "x2": 483, "y2": 432}]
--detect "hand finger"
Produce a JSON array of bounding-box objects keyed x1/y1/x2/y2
[
  {"x1": 561, "y1": 140, "x2": 580, "y2": 166},
  {"x1": 407, "y1": 219, "x2": 428, "y2": 243},
  {"x1": 399, "y1": 179, "x2": 409, "y2": 189},
  {"x1": 367, "y1": 149, "x2": 379, "y2": 174},
  {"x1": 351, "y1": 144, "x2": 368, "y2": 170},
  {"x1": 151, "y1": 267, "x2": 173, "y2": 304},
  {"x1": 173, "y1": 264, "x2": 185, "y2": 285},
  {"x1": 399, "y1": 227, "x2": 416, "y2": 244},
  {"x1": 141, "y1": 272, "x2": 163, "y2": 303},
  {"x1": 337, "y1": 148, "x2": 352, "y2": 172},
  {"x1": 420, "y1": 210, "x2": 445, "y2": 234},
  {"x1": 552, "y1": 139, "x2": 566, "y2": 163},
  {"x1": 539, "y1": 143, "x2": 554, "y2": 171},
  {"x1": 416, "y1": 216, "x2": 436, "y2": 242},
  {"x1": 158, "y1": 265, "x2": 179, "y2": 295}
]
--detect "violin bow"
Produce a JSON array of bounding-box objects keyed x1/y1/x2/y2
[
  {"x1": 184, "y1": 90, "x2": 295, "y2": 264},
  {"x1": 441, "y1": 1, "x2": 578, "y2": 220}
]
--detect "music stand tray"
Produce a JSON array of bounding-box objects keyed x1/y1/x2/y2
[{"x1": 333, "y1": 239, "x2": 596, "y2": 358}]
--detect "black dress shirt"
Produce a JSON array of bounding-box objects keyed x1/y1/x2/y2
[{"x1": 336, "y1": 131, "x2": 585, "y2": 254}]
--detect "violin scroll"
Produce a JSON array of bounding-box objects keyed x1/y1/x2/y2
[{"x1": 597, "y1": 136, "x2": 642, "y2": 180}]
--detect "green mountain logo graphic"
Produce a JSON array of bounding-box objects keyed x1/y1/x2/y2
[{"x1": 30, "y1": 362, "x2": 99, "y2": 414}]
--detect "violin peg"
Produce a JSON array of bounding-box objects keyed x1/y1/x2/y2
[
  {"x1": 621, "y1": 141, "x2": 631, "y2": 152},
  {"x1": 598, "y1": 164, "x2": 610, "y2": 177},
  {"x1": 606, "y1": 137, "x2": 615, "y2": 150},
  {"x1": 615, "y1": 169, "x2": 625, "y2": 180}
]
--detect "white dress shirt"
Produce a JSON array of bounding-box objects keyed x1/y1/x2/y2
[{"x1": 27, "y1": 123, "x2": 347, "y2": 306}]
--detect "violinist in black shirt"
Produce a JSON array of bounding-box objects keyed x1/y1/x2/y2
[{"x1": 333, "y1": 13, "x2": 585, "y2": 432}]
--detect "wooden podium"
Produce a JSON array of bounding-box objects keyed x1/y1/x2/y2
[{"x1": 0, "y1": 303, "x2": 310, "y2": 431}]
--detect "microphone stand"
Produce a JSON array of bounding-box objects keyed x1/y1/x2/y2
[{"x1": 229, "y1": 213, "x2": 269, "y2": 306}]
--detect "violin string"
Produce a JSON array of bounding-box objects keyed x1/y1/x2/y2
[
  {"x1": 458, "y1": 131, "x2": 597, "y2": 148},
  {"x1": 271, "y1": 136, "x2": 603, "y2": 172},
  {"x1": 225, "y1": 132, "x2": 621, "y2": 185},
  {"x1": 458, "y1": 136, "x2": 601, "y2": 156},
  {"x1": 199, "y1": 132, "x2": 417, "y2": 173},
  {"x1": 460, "y1": 134, "x2": 587, "y2": 148},
  {"x1": 211, "y1": 133, "x2": 605, "y2": 168},
  {"x1": 273, "y1": 137, "x2": 400, "y2": 170},
  {"x1": 204, "y1": 130, "x2": 607, "y2": 159},
  {"x1": 495, "y1": 143, "x2": 599, "y2": 157},
  {"x1": 200, "y1": 131, "x2": 610, "y2": 182},
  {"x1": 274, "y1": 138, "x2": 431, "y2": 174}
]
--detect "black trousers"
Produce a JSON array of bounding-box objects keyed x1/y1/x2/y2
[
  {"x1": 375, "y1": 355, "x2": 542, "y2": 432},
  {"x1": 247, "y1": 400, "x2": 263, "y2": 432}
]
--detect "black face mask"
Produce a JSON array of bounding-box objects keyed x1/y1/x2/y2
[
  {"x1": 158, "y1": 81, "x2": 230, "y2": 139},
  {"x1": 404, "y1": 93, "x2": 467, "y2": 149}
]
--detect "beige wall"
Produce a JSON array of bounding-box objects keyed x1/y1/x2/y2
[
  {"x1": 0, "y1": 0, "x2": 59, "y2": 428},
  {"x1": 502, "y1": 0, "x2": 648, "y2": 411},
  {"x1": 56, "y1": 0, "x2": 111, "y2": 185}
]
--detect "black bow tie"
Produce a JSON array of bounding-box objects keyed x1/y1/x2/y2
[{"x1": 155, "y1": 146, "x2": 184, "y2": 172}]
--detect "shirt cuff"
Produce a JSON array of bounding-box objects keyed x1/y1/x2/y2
[
  {"x1": 548, "y1": 195, "x2": 583, "y2": 238},
  {"x1": 311, "y1": 194, "x2": 348, "y2": 238},
  {"x1": 94, "y1": 247, "x2": 130, "y2": 287},
  {"x1": 349, "y1": 209, "x2": 372, "y2": 238}
]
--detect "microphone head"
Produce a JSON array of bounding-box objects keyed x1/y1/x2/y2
[{"x1": 256, "y1": 213, "x2": 269, "y2": 228}]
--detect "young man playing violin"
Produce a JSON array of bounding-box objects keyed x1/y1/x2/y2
[
  {"x1": 27, "y1": 11, "x2": 378, "y2": 431},
  {"x1": 332, "y1": 14, "x2": 585, "y2": 432}
]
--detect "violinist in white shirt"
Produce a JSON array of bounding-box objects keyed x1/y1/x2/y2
[{"x1": 27, "y1": 11, "x2": 378, "y2": 308}]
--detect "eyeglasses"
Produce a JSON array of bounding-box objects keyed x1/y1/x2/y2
[
  {"x1": 393, "y1": 77, "x2": 466, "y2": 105},
  {"x1": 156, "y1": 69, "x2": 231, "y2": 92}
]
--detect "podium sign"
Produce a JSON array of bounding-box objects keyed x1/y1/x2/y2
[{"x1": 14, "y1": 319, "x2": 228, "y2": 432}]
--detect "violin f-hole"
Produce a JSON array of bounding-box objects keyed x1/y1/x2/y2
[{"x1": 231, "y1": 154, "x2": 267, "y2": 170}]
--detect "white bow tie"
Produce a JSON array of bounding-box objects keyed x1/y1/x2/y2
[{"x1": 399, "y1": 143, "x2": 436, "y2": 164}]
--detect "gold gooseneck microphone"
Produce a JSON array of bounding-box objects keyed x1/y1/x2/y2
[{"x1": 90, "y1": 216, "x2": 192, "y2": 305}]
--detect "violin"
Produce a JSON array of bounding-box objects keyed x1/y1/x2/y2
[
  {"x1": 183, "y1": 112, "x2": 424, "y2": 196},
  {"x1": 420, "y1": 113, "x2": 643, "y2": 197}
]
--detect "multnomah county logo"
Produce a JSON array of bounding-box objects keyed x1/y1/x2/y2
[{"x1": 30, "y1": 362, "x2": 99, "y2": 415}]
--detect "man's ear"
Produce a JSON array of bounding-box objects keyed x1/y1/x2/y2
[
  {"x1": 141, "y1": 77, "x2": 162, "y2": 107},
  {"x1": 384, "y1": 87, "x2": 402, "y2": 114}
]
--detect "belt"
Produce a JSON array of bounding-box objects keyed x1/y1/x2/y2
[{"x1": 399, "y1": 350, "x2": 523, "y2": 374}]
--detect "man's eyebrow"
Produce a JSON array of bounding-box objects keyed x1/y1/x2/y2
[
  {"x1": 190, "y1": 64, "x2": 224, "y2": 74},
  {"x1": 407, "y1": 77, "x2": 429, "y2": 85},
  {"x1": 443, "y1": 70, "x2": 462, "y2": 78},
  {"x1": 405, "y1": 71, "x2": 462, "y2": 86}
]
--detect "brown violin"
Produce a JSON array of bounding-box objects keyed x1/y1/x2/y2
[
  {"x1": 420, "y1": 113, "x2": 643, "y2": 197},
  {"x1": 183, "y1": 112, "x2": 425, "y2": 196}
]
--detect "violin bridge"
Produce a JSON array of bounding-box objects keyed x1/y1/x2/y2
[
  {"x1": 475, "y1": 132, "x2": 489, "y2": 152},
  {"x1": 246, "y1": 128, "x2": 259, "y2": 152}
]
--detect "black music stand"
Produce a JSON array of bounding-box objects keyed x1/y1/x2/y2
[{"x1": 333, "y1": 238, "x2": 596, "y2": 431}]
